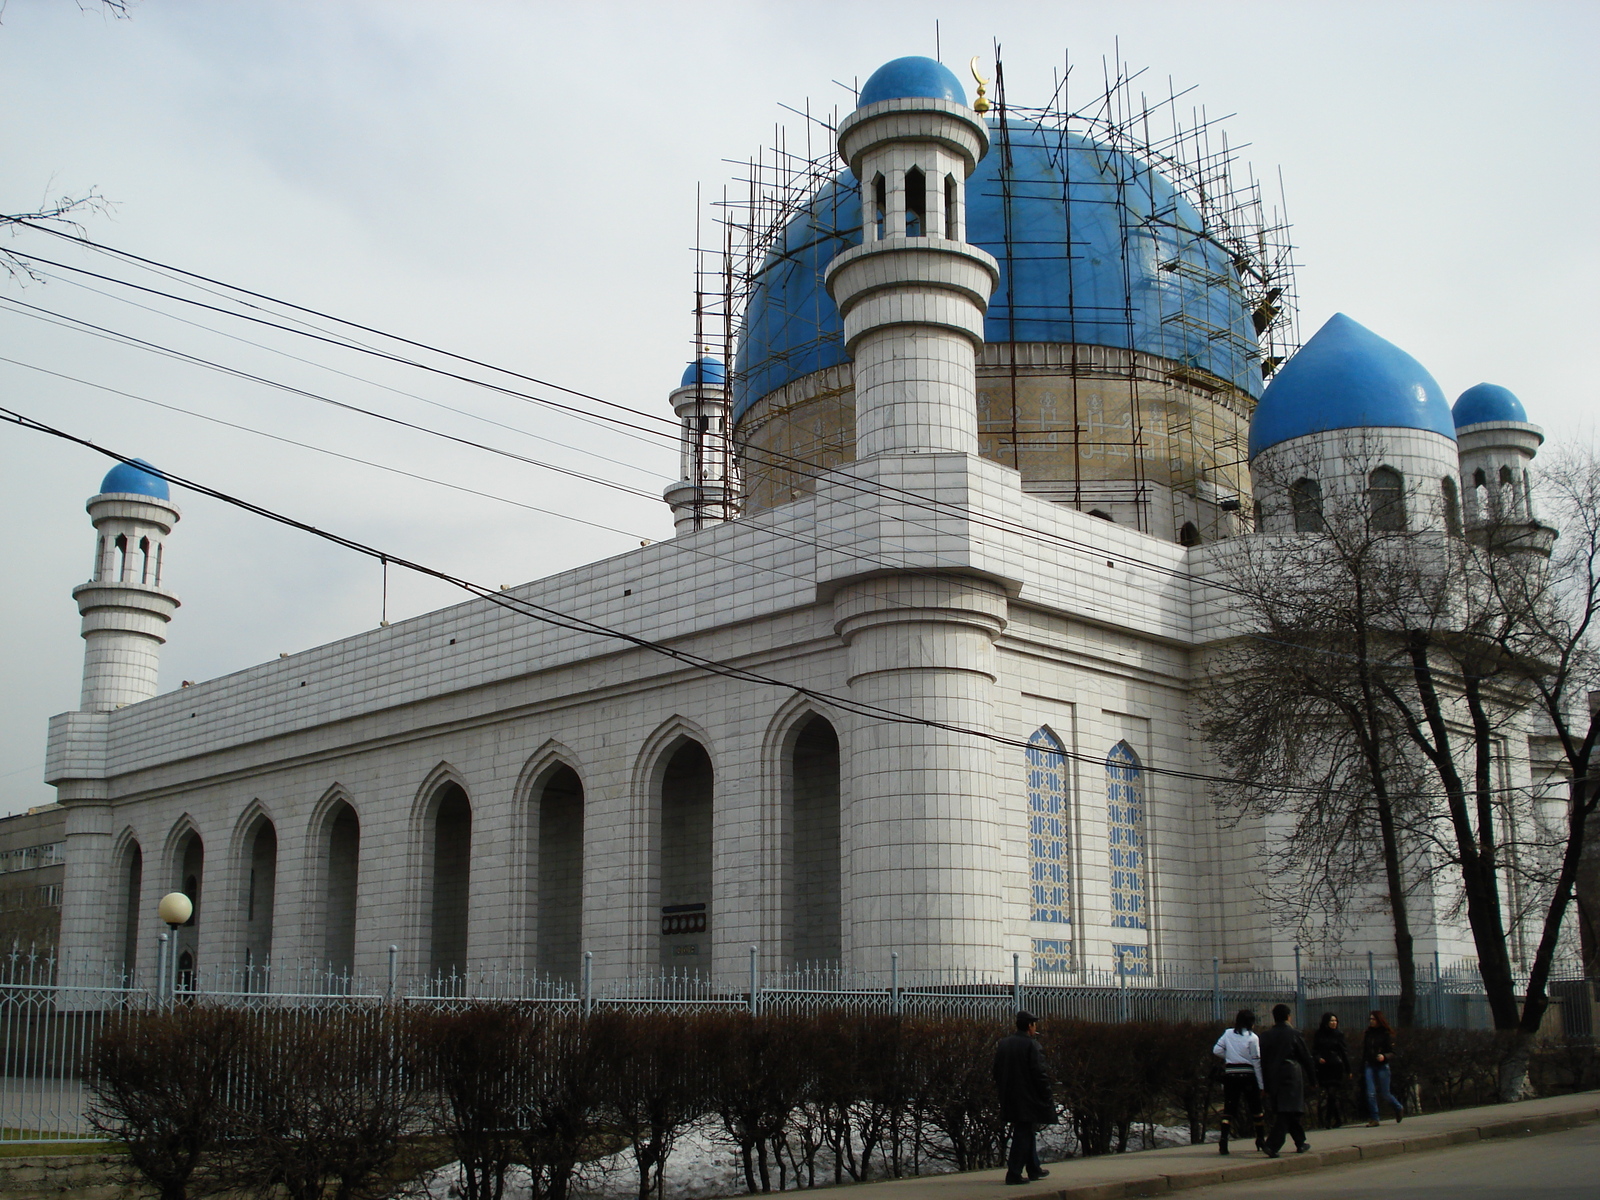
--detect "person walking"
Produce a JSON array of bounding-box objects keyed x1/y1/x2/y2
[
  {"x1": 1258, "y1": 1003, "x2": 1317, "y2": 1157},
  {"x1": 1211, "y1": 1008, "x2": 1265, "y2": 1155},
  {"x1": 1362, "y1": 1010, "x2": 1405, "y2": 1125},
  {"x1": 993, "y1": 1011, "x2": 1056, "y2": 1185},
  {"x1": 1311, "y1": 1013, "x2": 1351, "y2": 1129}
]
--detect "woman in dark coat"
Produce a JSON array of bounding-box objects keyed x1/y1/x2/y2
[
  {"x1": 1311, "y1": 1013, "x2": 1351, "y2": 1128},
  {"x1": 1361, "y1": 1010, "x2": 1404, "y2": 1125}
]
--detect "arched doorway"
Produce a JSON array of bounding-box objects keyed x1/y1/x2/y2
[
  {"x1": 657, "y1": 740, "x2": 712, "y2": 971},
  {"x1": 323, "y1": 801, "x2": 360, "y2": 978},
  {"x1": 117, "y1": 841, "x2": 142, "y2": 983},
  {"x1": 241, "y1": 817, "x2": 277, "y2": 979},
  {"x1": 172, "y1": 830, "x2": 203, "y2": 983},
  {"x1": 789, "y1": 715, "x2": 841, "y2": 966},
  {"x1": 429, "y1": 784, "x2": 472, "y2": 980},
  {"x1": 534, "y1": 765, "x2": 584, "y2": 982}
]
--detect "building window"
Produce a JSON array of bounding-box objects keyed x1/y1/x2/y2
[
  {"x1": 1106, "y1": 741, "x2": 1147, "y2": 931},
  {"x1": 1027, "y1": 727, "x2": 1070, "y2": 929},
  {"x1": 1289, "y1": 478, "x2": 1324, "y2": 532},
  {"x1": 872, "y1": 174, "x2": 886, "y2": 241},
  {"x1": 1441, "y1": 476, "x2": 1462, "y2": 536},
  {"x1": 944, "y1": 174, "x2": 958, "y2": 238},
  {"x1": 1178, "y1": 521, "x2": 1201, "y2": 547},
  {"x1": 1368, "y1": 466, "x2": 1407, "y2": 531},
  {"x1": 904, "y1": 166, "x2": 925, "y2": 236}
]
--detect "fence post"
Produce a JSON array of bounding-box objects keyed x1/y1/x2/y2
[
  {"x1": 1433, "y1": 949, "x2": 1443, "y2": 1027},
  {"x1": 156, "y1": 932, "x2": 168, "y2": 1004},
  {"x1": 1212, "y1": 956, "x2": 1221, "y2": 1023},
  {"x1": 891, "y1": 951, "x2": 900, "y2": 1016},
  {"x1": 1012, "y1": 952, "x2": 1022, "y2": 1014},
  {"x1": 1117, "y1": 952, "x2": 1128, "y2": 1023},
  {"x1": 386, "y1": 945, "x2": 398, "y2": 1001},
  {"x1": 1294, "y1": 944, "x2": 1305, "y2": 1016},
  {"x1": 1367, "y1": 951, "x2": 1377, "y2": 1014},
  {"x1": 582, "y1": 950, "x2": 593, "y2": 1018},
  {"x1": 749, "y1": 945, "x2": 759, "y2": 1016}
]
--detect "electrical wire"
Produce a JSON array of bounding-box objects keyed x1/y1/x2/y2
[{"x1": 0, "y1": 401, "x2": 1571, "y2": 805}]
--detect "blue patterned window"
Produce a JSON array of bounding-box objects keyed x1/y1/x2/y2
[
  {"x1": 1106, "y1": 741, "x2": 1147, "y2": 930},
  {"x1": 1027, "y1": 727, "x2": 1070, "y2": 927}
]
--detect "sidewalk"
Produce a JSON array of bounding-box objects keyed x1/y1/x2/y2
[{"x1": 853, "y1": 1090, "x2": 1600, "y2": 1200}]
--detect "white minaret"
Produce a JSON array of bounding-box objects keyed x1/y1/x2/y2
[
  {"x1": 72, "y1": 459, "x2": 181, "y2": 711},
  {"x1": 820, "y1": 57, "x2": 1008, "y2": 974},
  {"x1": 1452, "y1": 383, "x2": 1552, "y2": 550},
  {"x1": 662, "y1": 356, "x2": 738, "y2": 535}
]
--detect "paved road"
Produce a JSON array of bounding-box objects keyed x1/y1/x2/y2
[{"x1": 1182, "y1": 1122, "x2": 1600, "y2": 1198}]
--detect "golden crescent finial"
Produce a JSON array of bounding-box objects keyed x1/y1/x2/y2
[{"x1": 970, "y1": 56, "x2": 991, "y2": 114}]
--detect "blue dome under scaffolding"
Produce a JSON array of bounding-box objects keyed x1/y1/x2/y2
[{"x1": 732, "y1": 119, "x2": 1263, "y2": 424}]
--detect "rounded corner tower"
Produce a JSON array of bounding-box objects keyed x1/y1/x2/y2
[{"x1": 725, "y1": 70, "x2": 1297, "y2": 545}]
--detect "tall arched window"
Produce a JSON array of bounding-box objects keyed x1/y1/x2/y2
[
  {"x1": 1027, "y1": 728, "x2": 1070, "y2": 928},
  {"x1": 872, "y1": 174, "x2": 886, "y2": 241},
  {"x1": 429, "y1": 784, "x2": 472, "y2": 980},
  {"x1": 944, "y1": 174, "x2": 958, "y2": 238},
  {"x1": 1289, "y1": 478, "x2": 1324, "y2": 533},
  {"x1": 1105, "y1": 742, "x2": 1147, "y2": 932},
  {"x1": 1441, "y1": 476, "x2": 1462, "y2": 536},
  {"x1": 1368, "y1": 466, "x2": 1407, "y2": 531}
]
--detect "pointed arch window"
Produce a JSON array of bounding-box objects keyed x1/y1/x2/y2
[
  {"x1": 1106, "y1": 742, "x2": 1147, "y2": 931},
  {"x1": 1027, "y1": 728, "x2": 1070, "y2": 927},
  {"x1": 904, "y1": 167, "x2": 925, "y2": 236},
  {"x1": 872, "y1": 174, "x2": 886, "y2": 241},
  {"x1": 1441, "y1": 476, "x2": 1462, "y2": 536},
  {"x1": 944, "y1": 174, "x2": 958, "y2": 238},
  {"x1": 1289, "y1": 478, "x2": 1324, "y2": 533},
  {"x1": 1368, "y1": 466, "x2": 1407, "y2": 531}
]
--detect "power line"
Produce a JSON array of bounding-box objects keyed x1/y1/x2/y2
[
  {"x1": 0, "y1": 402, "x2": 1560, "y2": 805},
  {"x1": 0, "y1": 352, "x2": 938, "y2": 591}
]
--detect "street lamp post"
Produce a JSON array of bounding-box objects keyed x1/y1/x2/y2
[{"x1": 157, "y1": 892, "x2": 193, "y2": 1002}]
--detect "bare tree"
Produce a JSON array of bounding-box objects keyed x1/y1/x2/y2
[{"x1": 1200, "y1": 441, "x2": 1431, "y2": 1025}]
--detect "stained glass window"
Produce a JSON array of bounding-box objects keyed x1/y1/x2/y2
[
  {"x1": 1027, "y1": 727, "x2": 1070, "y2": 928},
  {"x1": 1106, "y1": 741, "x2": 1147, "y2": 931}
]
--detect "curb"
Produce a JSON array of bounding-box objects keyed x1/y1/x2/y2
[{"x1": 1023, "y1": 1104, "x2": 1600, "y2": 1199}]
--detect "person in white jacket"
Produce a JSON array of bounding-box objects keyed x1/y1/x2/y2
[{"x1": 1212, "y1": 1009, "x2": 1266, "y2": 1155}]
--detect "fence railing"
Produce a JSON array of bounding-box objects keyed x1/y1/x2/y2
[{"x1": 1, "y1": 945, "x2": 1591, "y2": 1144}]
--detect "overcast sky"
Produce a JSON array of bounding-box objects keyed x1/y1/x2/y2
[{"x1": 2, "y1": 0, "x2": 1596, "y2": 817}]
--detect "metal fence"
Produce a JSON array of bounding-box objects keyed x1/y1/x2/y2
[{"x1": 1, "y1": 945, "x2": 1592, "y2": 1145}]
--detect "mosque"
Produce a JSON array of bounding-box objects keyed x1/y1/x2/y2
[{"x1": 44, "y1": 56, "x2": 1554, "y2": 989}]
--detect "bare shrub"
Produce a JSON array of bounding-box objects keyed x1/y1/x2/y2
[
  {"x1": 86, "y1": 1005, "x2": 250, "y2": 1200},
  {"x1": 223, "y1": 1006, "x2": 428, "y2": 1200},
  {"x1": 593, "y1": 1010, "x2": 712, "y2": 1200}
]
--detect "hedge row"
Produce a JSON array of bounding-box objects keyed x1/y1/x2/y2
[{"x1": 86, "y1": 1006, "x2": 1599, "y2": 1200}]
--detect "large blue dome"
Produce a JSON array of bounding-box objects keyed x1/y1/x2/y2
[
  {"x1": 858, "y1": 56, "x2": 967, "y2": 107},
  {"x1": 1453, "y1": 382, "x2": 1527, "y2": 427},
  {"x1": 732, "y1": 120, "x2": 1262, "y2": 422},
  {"x1": 99, "y1": 458, "x2": 170, "y2": 500},
  {"x1": 1248, "y1": 313, "x2": 1454, "y2": 460}
]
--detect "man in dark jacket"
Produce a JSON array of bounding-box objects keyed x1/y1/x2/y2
[
  {"x1": 993, "y1": 1011, "x2": 1056, "y2": 1185},
  {"x1": 1258, "y1": 1003, "x2": 1318, "y2": 1157}
]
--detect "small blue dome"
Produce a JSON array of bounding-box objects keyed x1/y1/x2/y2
[
  {"x1": 1453, "y1": 383, "x2": 1527, "y2": 427},
  {"x1": 98, "y1": 458, "x2": 170, "y2": 500},
  {"x1": 858, "y1": 56, "x2": 967, "y2": 108},
  {"x1": 680, "y1": 357, "x2": 726, "y2": 388},
  {"x1": 1248, "y1": 314, "x2": 1455, "y2": 460}
]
